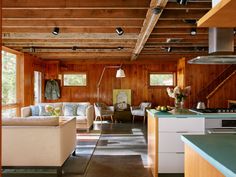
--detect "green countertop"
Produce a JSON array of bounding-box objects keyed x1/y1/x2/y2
[
  {"x1": 147, "y1": 109, "x2": 236, "y2": 118},
  {"x1": 181, "y1": 134, "x2": 236, "y2": 177}
]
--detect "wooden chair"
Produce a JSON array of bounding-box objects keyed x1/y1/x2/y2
[
  {"x1": 131, "y1": 102, "x2": 152, "y2": 124},
  {"x1": 94, "y1": 103, "x2": 114, "y2": 123}
]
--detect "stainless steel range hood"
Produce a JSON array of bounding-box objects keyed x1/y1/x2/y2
[
  {"x1": 188, "y1": 0, "x2": 236, "y2": 64},
  {"x1": 188, "y1": 28, "x2": 236, "y2": 64}
]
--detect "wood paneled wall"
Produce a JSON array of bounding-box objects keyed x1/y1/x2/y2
[
  {"x1": 178, "y1": 58, "x2": 233, "y2": 108},
  {"x1": 40, "y1": 58, "x2": 235, "y2": 108},
  {"x1": 208, "y1": 73, "x2": 236, "y2": 108},
  {"x1": 42, "y1": 60, "x2": 177, "y2": 107}
]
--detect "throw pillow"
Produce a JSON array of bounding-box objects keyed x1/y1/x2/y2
[
  {"x1": 38, "y1": 105, "x2": 51, "y2": 116},
  {"x1": 77, "y1": 105, "x2": 88, "y2": 116},
  {"x1": 30, "y1": 105, "x2": 39, "y2": 116},
  {"x1": 64, "y1": 104, "x2": 77, "y2": 116}
]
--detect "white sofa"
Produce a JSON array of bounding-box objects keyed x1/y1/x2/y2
[
  {"x1": 21, "y1": 102, "x2": 94, "y2": 131},
  {"x1": 2, "y1": 117, "x2": 76, "y2": 176}
]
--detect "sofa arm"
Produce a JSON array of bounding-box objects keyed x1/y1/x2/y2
[
  {"x1": 86, "y1": 105, "x2": 94, "y2": 128},
  {"x1": 21, "y1": 106, "x2": 31, "y2": 117}
]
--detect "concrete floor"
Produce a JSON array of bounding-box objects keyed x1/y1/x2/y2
[{"x1": 3, "y1": 122, "x2": 183, "y2": 177}]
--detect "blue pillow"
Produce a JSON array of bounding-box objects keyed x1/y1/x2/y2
[
  {"x1": 64, "y1": 104, "x2": 77, "y2": 116},
  {"x1": 77, "y1": 105, "x2": 88, "y2": 116},
  {"x1": 38, "y1": 105, "x2": 51, "y2": 116},
  {"x1": 30, "y1": 105, "x2": 39, "y2": 116}
]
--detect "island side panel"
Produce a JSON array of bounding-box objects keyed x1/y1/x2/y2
[
  {"x1": 184, "y1": 145, "x2": 225, "y2": 177},
  {"x1": 148, "y1": 112, "x2": 158, "y2": 177}
]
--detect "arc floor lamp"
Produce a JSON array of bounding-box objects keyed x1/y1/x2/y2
[{"x1": 97, "y1": 65, "x2": 125, "y2": 102}]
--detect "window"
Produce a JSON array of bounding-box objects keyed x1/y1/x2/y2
[
  {"x1": 149, "y1": 73, "x2": 175, "y2": 86},
  {"x1": 2, "y1": 50, "x2": 18, "y2": 117},
  {"x1": 34, "y1": 71, "x2": 42, "y2": 104},
  {"x1": 63, "y1": 73, "x2": 87, "y2": 86}
]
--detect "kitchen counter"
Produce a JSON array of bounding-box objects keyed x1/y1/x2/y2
[
  {"x1": 147, "y1": 109, "x2": 236, "y2": 118},
  {"x1": 182, "y1": 134, "x2": 236, "y2": 177}
]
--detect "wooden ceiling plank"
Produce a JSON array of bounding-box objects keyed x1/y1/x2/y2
[
  {"x1": 166, "y1": 2, "x2": 211, "y2": 10},
  {"x1": 2, "y1": 19, "x2": 144, "y2": 27},
  {"x1": 2, "y1": 9, "x2": 147, "y2": 19},
  {"x1": 2, "y1": 33, "x2": 138, "y2": 40},
  {"x1": 131, "y1": 0, "x2": 168, "y2": 60},
  {"x1": 2, "y1": 27, "x2": 141, "y2": 33},
  {"x1": 3, "y1": 0, "x2": 150, "y2": 8}
]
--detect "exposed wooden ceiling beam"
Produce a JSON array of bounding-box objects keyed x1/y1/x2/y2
[
  {"x1": 165, "y1": 2, "x2": 211, "y2": 10},
  {"x1": 131, "y1": 0, "x2": 168, "y2": 60},
  {"x1": 2, "y1": 19, "x2": 144, "y2": 28},
  {"x1": 2, "y1": 33, "x2": 138, "y2": 40},
  {"x1": 2, "y1": 9, "x2": 147, "y2": 19},
  {"x1": 152, "y1": 28, "x2": 208, "y2": 34},
  {"x1": 2, "y1": 27, "x2": 141, "y2": 34},
  {"x1": 2, "y1": 0, "x2": 150, "y2": 8},
  {"x1": 160, "y1": 9, "x2": 209, "y2": 20}
]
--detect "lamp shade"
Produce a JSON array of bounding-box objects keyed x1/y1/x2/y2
[{"x1": 116, "y1": 68, "x2": 125, "y2": 78}]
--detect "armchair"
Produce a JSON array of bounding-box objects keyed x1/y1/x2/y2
[
  {"x1": 94, "y1": 103, "x2": 114, "y2": 122},
  {"x1": 130, "y1": 102, "x2": 152, "y2": 124}
]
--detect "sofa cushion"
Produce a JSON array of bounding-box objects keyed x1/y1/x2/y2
[
  {"x1": 59, "y1": 116, "x2": 87, "y2": 124},
  {"x1": 38, "y1": 105, "x2": 51, "y2": 116},
  {"x1": 30, "y1": 105, "x2": 39, "y2": 116},
  {"x1": 63, "y1": 104, "x2": 77, "y2": 116},
  {"x1": 2, "y1": 117, "x2": 59, "y2": 126},
  {"x1": 77, "y1": 104, "x2": 88, "y2": 116}
]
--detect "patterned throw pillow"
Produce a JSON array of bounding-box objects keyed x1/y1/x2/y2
[
  {"x1": 30, "y1": 105, "x2": 39, "y2": 116},
  {"x1": 38, "y1": 105, "x2": 51, "y2": 116},
  {"x1": 77, "y1": 105, "x2": 88, "y2": 116},
  {"x1": 64, "y1": 104, "x2": 77, "y2": 116}
]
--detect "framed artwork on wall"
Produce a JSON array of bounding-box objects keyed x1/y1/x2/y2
[{"x1": 113, "y1": 89, "x2": 131, "y2": 110}]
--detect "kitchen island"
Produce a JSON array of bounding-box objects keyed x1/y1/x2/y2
[
  {"x1": 147, "y1": 109, "x2": 236, "y2": 177},
  {"x1": 182, "y1": 134, "x2": 236, "y2": 177}
]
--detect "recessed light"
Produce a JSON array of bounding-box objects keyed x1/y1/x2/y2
[
  {"x1": 52, "y1": 27, "x2": 60, "y2": 35},
  {"x1": 152, "y1": 7, "x2": 162, "y2": 15}
]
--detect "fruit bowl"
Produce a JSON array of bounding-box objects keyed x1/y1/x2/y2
[{"x1": 156, "y1": 106, "x2": 173, "y2": 112}]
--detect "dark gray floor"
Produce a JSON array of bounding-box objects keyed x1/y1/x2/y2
[{"x1": 2, "y1": 122, "x2": 183, "y2": 177}]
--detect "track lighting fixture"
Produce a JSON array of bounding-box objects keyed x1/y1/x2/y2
[
  {"x1": 190, "y1": 28, "x2": 197, "y2": 36},
  {"x1": 72, "y1": 46, "x2": 78, "y2": 51},
  {"x1": 176, "y1": 0, "x2": 188, "y2": 5},
  {"x1": 183, "y1": 19, "x2": 197, "y2": 25},
  {"x1": 116, "y1": 27, "x2": 124, "y2": 36},
  {"x1": 52, "y1": 27, "x2": 60, "y2": 35},
  {"x1": 152, "y1": 7, "x2": 162, "y2": 15},
  {"x1": 167, "y1": 47, "x2": 172, "y2": 53}
]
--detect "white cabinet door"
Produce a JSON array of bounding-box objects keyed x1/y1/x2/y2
[
  {"x1": 158, "y1": 132, "x2": 204, "y2": 152},
  {"x1": 158, "y1": 153, "x2": 184, "y2": 173},
  {"x1": 159, "y1": 118, "x2": 205, "y2": 132}
]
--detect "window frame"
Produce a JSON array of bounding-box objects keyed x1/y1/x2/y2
[
  {"x1": 1, "y1": 46, "x2": 21, "y2": 117},
  {"x1": 148, "y1": 72, "x2": 176, "y2": 88},
  {"x1": 62, "y1": 72, "x2": 88, "y2": 87}
]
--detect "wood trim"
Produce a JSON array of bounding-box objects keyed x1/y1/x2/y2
[{"x1": 185, "y1": 145, "x2": 225, "y2": 177}]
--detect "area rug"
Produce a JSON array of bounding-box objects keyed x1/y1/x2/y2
[{"x1": 2, "y1": 130, "x2": 101, "y2": 177}]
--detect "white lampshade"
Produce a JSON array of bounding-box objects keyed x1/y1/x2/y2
[{"x1": 116, "y1": 68, "x2": 125, "y2": 78}]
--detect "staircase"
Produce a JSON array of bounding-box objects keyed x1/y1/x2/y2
[{"x1": 196, "y1": 64, "x2": 236, "y2": 106}]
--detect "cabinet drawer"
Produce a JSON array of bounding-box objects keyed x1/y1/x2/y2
[
  {"x1": 158, "y1": 132, "x2": 204, "y2": 152},
  {"x1": 159, "y1": 118, "x2": 205, "y2": 132},
  {"x1": 158, "y1": 153, "x2": 184, "y2": 173}
]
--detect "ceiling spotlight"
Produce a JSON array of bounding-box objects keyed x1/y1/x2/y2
[
  {"x1": 152, "y1": 7, "x2": 162, "y2": 15},
  {"x1": 190, "y1": 28, "x2": 197, "y2": 36},
  {"x1": 52, "y1": 27, "x2": 60, "y2": 35},
  {"x1": 117, "y1": 46, "x2": 124, "y2": 50},
  {"x1": 116, "y1": 27, "x2": 124, "y2": 36},
  {"x1": 29, "y1": 47, "x2": 35, "y2": 53},
  {"x1": 167, "y1": 47, "x2": 172, "y2": 53},
  {"x1": 176, "y1": 0, "x2": 188, "y2": 5},
  {"x1": 234, "y1": 28, "x2": 236, "y2": 36}
]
